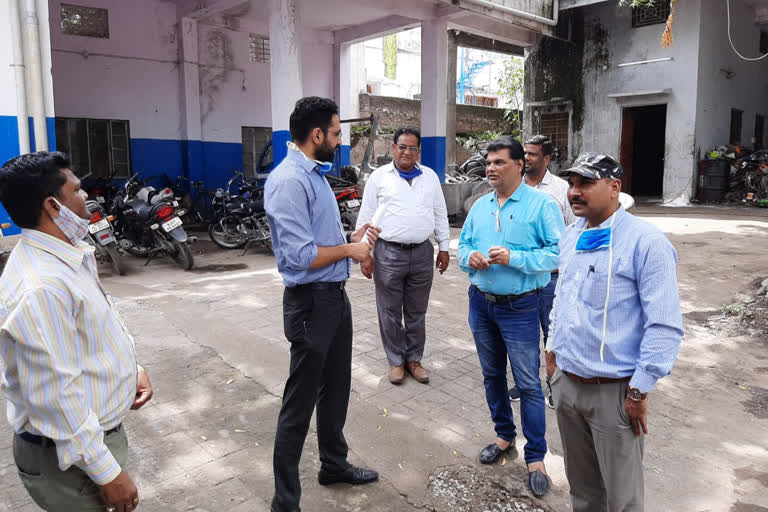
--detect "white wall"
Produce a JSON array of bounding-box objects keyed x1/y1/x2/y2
[
  {"x1": 695, "y1": 0, "x2": 768, "y2": 153},
  {"x1": 577, "y1": 0, "x2": 703, "y2": 200},
  {"x1": 50, "y1": 0, "x2": 182, "y2": 140}
]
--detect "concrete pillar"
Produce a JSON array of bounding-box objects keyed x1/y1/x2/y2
[
  {"x1": 269, "y1": 0, "x2": 303, "y2": 167},
  {"x1": 180, "y1": 17, "x2": 204, "y2": 182},
  {"x1": 333, "y1": 42, "x2": 352, "y2": 168},
  {"x1": 420, "y1": 18, "x2": 449, "y2": 182},
  {"x1": 446, "y1": 31, "x2": 458, "y2": 175}
]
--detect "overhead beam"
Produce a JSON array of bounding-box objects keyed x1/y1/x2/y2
[
  {"x1": 448, "y1": 12, "x2": 537, "y2": 48},
  {"x1": 180, "y1": 0, "x2": 250, "y2": 20},
  {"x1": 454, "y1": 30, "x2": 524, "y2": 56},
  {"x1": 334, "y1": 15, "x2": 420, "y2": 45},
  {"x1": 560, "y1": 0, "x2": 608, "y2": 10}
]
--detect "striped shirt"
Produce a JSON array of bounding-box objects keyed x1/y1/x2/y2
[
  {"x1": 0, "y1": 230, "x2": 138, "y2": 485},
  {"x1": 548, "y1": 207, "x2": 684, "y2": 393},
  {"x1": 264, "y1": 144, "x2": 349, "y2": 287}
]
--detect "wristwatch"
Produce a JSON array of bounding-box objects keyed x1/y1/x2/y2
[{"x1": 627, "y1": 387, "x2": 647, "y2": 401}]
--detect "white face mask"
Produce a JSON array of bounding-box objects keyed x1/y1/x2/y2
[{"x1": 50, "y1": 198, "x2": 90, "y2": 244}]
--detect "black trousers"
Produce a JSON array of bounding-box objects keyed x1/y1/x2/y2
[{"x1": 272, "y1": 283, "x2": 353, "y2": 510}]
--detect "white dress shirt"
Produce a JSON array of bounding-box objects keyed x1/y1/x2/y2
[
  {"x1": 527, "y1": 169, "x2": 577, "y2": 227},
  {"x1": 0, "y1": 230, "x2": 139, "y2": 485},
  {"x1": 357, "y1": 162, "x2": 451, "y2": 251}
]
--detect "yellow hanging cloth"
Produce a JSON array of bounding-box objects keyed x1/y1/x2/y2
[{"x1": 661, "y1": 0, "x2": 677, "y2": 48}]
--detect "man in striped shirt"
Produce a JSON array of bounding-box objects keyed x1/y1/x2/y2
[
  {"x1": 0, "y1": 152, "x2": 152, "y2": 512},
  {"x1": 548, "y1": 153, "x2": 683, "y2": 512}
]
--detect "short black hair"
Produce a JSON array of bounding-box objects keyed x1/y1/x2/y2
[
  {"x1": 486, "y1": 136, "x2": 526, "y2": 174},
  {"x1": 393, "y1": 128, "x2": 421, "y2": 146},
  {"x1": 524, "y1": 135, "x2": 554, "y2": 157},
  {"x1": 289, "y1": 96, "x2": 339, "y2": 143},
  {"x1": 0, "y1": 152, "x2": 71, "y2": 228}
]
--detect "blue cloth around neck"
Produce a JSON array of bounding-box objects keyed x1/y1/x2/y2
[{"x1": 395, "y1": 163, "x2": 423, "y2": 180}]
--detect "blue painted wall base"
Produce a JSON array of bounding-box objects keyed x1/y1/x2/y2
[
  {"x1": 421, "y1": 136, "x2": 447, "y2": 183},
  {"x1": 272, "y1": 130, "x2": 291, "y2": 169}
]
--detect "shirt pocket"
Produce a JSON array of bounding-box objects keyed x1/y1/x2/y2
[
  {"x1": 503, "y1": 219, "x2": 536, "y2": 249},
  {"x1": 578, "y1": 270, "x2": 609, "y2": 310}
]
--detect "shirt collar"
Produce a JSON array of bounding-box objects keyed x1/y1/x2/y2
[
  {"x1": 540, "y1": 169, "x2": 554, "y2": 185},
  {"x1": 387, "y1": 161, "x2": 421, "y2": 174},
  {"x1": 286, "y1": 141, "x2": 326, "y2": 174},
  {"x1": 593, "y1": 205, "x2": 626, "y2": 229},
  {"x1": 490, "y1": 182, "x2": 528, "y2": 206},
  {"x1": 20, "y1": 229, "x2": 92, "y2": 271}
]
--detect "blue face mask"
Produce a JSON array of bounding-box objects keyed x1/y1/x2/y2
[
  {"x1": 314, "y1": 161, "x2": 333, "y2": 176},
  {"x1": 575, "y1": 227, "x2": 611, "y2": 252}
]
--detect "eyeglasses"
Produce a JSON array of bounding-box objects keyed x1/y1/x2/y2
[{"x1": 396, "y1": 144, "x2": 420, "y2": 153}]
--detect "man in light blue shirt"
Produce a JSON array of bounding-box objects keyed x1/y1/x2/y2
[
  {"x1": 547, "y1": 152, "x2": 683, "y2": 512},
  {"x1": 458, "y1": 137, "x2": 563, "y2": 498},
  {"x1": 265, "y1": 97, "x2": 381, "y2": 512}
]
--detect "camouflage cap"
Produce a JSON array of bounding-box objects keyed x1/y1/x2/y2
[{"x1": 562, "y1": 152, "x2": 623, "y2": 180}]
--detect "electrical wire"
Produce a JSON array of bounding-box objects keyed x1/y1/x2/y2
[{"x1": 727, "y1": 0, "x2": 768, "y2": 61}]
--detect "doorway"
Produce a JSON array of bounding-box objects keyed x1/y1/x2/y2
[{"x1": 619, "y1": 104, "x2": 667, "y2": 198}]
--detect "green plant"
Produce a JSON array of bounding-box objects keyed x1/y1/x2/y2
[
  {"x1": 458, "y1": 131, "x2": 502, "y2": 151},
  {"x1": 496, "y1": 57, "x2": 524, "y2": 138},
  {"x1": 383, "y1": 34, "x2": 397, "y2": 80}
]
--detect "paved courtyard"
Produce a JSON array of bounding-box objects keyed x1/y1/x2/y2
[{"x1": 1, "y1": 206, "x2": 768, "y2": 512}]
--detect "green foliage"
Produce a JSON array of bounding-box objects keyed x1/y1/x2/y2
[
  {"x1": 457, "y1": 131, "x2": 503, "y2": 151},
  {"x1": 618, "y1": 0, "x2": 660, "y2": 6},
  {"x1": 383, "y1": 35, "x2": 398, "y2": 80},
  {"x1": 496, "y1": 56, "x2": 524, "y2": 138}
]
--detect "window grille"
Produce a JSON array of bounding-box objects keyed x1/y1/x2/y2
[
  {"x1": 61, "y1": 4, "x2": 109, "y2": 38},
  {"x1": 631, "y1": 1, "x2": 671, "y2": 28},
  {"x1": 55, "y1": 118, "x2": 130, "y2": 178},
  {"x1": 249, "y1": 35, "x2": 270, "y2": 64},
  {"x1": 539, "y1": 112, "x2": 569, "y2": 161}
]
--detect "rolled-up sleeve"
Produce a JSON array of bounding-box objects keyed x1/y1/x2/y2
[
  {"x1": 6, "y1": 289, "x2": 121, "y2": 485},
  {"x1": 629, "y1": 235, "x2": 684, "y2": 392},
  {"x1": 265, "y1": 176, "x2": 318, "y2": 271}
]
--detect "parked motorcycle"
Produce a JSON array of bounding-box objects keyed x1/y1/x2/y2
[
  {"x1": 111, "y1": 174, "x2": 195, "y2": 270},
  {"x1": 208, "y1": 171, "x2": 272, "y2": 253},
  {"x1": 85, "y1": 200, "x2": 126, "y2": 275},
  {"x1": 326, "y1": 174, "x2": 361, "y2": 231}
]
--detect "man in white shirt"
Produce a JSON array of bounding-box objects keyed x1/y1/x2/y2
[
  {"x1": 507, "y1": 135, "x2": 576, "y2": 406},
  {"x1": 357, "y1": 128, "x2": 451, "y2": 385}
]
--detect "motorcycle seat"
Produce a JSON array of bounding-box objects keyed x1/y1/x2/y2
[{"x1": 128, "y1": 199, "x2": 153, "y2": 219}]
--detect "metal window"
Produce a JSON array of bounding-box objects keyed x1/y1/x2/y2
[
  {"x1": 60, "y1": 4, "x2": 109, "y2": 38},
  {"x1": 242, "y1": 127, "x2": 273, "y2": 176},
  {"x1": 55, "y1": 118, "x2": 131, "y2": 178},
  {"x1": 539, "y1": 112, "x2": 569, "y2": 162},
  {"x1": 249, "y1": 35, "x2": 270, "y2": 64},
  {"x1": 631, "y1": 1, "x2": 671, "y2": 28}
]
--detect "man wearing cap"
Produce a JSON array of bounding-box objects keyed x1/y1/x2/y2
[
  {"x1": 458, "y1": 137, "x2": 564, "y2": 498},
  {"x1": 547, "y1": 152, "x2": 684, "y2": 512}
]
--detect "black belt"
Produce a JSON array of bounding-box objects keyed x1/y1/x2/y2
[
  {"x1": 564, "y1": 372, "x2": 631, "y2": 385},
  {"x1": 551, "y1": 271, "x2": 559, "y2": 277},
  {"x1": 381, "y1": 239, "x2": 428, "y2": 250},
  {"x1": 293, "y1": 281, "x2": 346, "y2": 291},
  {"x1": 18, "y1": 424, "x2": 123, "y2": 447},
  {"x1": 472, "y1": 285, "x2": 539, "y2": 304}
]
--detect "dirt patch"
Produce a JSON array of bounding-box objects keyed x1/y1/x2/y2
[
  {"x1": 731, "y1": 503, "x2": 768, "y2": 512},
  {"x1": 703, "y1": 277, "x2": 768, "y2": 342},
  {"x1": 188, "y1": 263, "x2": 249, "y2": 273},
  {"x1": 426, "y1": 464, "x2": 554, "y2": 512}
]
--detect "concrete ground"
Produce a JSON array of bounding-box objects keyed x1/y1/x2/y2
[{"x1": 1, "y1": 205, "x2": 767, "y2": 512}]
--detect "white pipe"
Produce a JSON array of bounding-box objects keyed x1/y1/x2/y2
[
  {"x1": 459, "y1": 0, "x2": 559, "y2": 27},
  {"x1": 21, "y1": 0, "x2": 48, "y2": 151},
  {"x1": 618, "y1": 57, "x2": 673, "y2": 67},
  {"x1": 9, "y1": 0, "x2": 30, "y2": 154}
]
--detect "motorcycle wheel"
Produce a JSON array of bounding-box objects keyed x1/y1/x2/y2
[
  {"x1": 340, "y1": 211, "x2": 358, "y2": 232},
  {"x1": 170, "y1": 240, "x2": 194, "y2": 270},
  {"x1": 105, "y1": 244, "x2": 126, "y2": 275},
  {"x1": 209, "y1": 218, "x2": 247, "y2": 249}
]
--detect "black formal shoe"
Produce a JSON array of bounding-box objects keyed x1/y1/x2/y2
[
  {"x1": 318, "y1": 466, "x2": 379, "y2": 486},
  {"x1": 528, "y1": 469, "x2": 551, "y2": 498},
  {"x1": 479, "y1": 442, "x2": 514, "y2": 464},
  {"x1": 270, "y1": 500, "x2": 300, "y2": 512}
]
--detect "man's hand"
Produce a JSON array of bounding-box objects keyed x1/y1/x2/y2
[
  {"x1": 545, "y1": 352, "x2": 557, "y2": 380},
  {"x1": 351, "y1": 223, "x2": 381, "y2": 246},
  {"x1": 468, "y1": 251, "x2": 490, "y2": 270},
  {"x1": 361, "y1": 256, "x2": 374, "y2": 279},
  {"x1": 346, "y1": 242, "x2": 371, "y2": 262},
  {"x1": 131, "y1": 370, "x2": 153, "y2": 410},
  {"x1": 100, "y1": 471, "x2": 139, "y2": 512},
  {"x1": 488, "y1": 246, "x2": 511, "y2": 266},
  {"x1": 624, "y1": 394, "x2": 649, "y2": 437},
  {"x1": 436, "y1": 251, "x2": 450, "y2": 274}
]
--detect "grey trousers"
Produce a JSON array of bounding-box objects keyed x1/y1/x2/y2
[
  {"x1": 13, "y1": 425, "x2": 129, "y2": 511},
  {"x1": 551, "y1": 368, "x2": 645, "y2": 512},
  {"x1": 373, "y1": 239, "x2": 434, "y2": 366}
]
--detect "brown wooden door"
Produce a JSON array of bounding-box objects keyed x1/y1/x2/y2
[{"x1": 619, "y1": 109, "x2": 635, "y2": 194}]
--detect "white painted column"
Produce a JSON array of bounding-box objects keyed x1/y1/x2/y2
[
  {"x1": 420, "y1": 18, "x2": 449, "y2": 182},
  {"x1": 21, "y1": 0, "x2": 48, "y2": 151},
  {"x1": 269, "y1": 0, "x2": 303, "y2": 166},
  {"x1": 9, "y1": 0, "x2": 29, "y2": 154},
  {"x1": 334, "y1": 41, "x2": 352, "y2": 167},
  {"x1": 180, "y1": 17, "x2": 204, "y2": 182}
]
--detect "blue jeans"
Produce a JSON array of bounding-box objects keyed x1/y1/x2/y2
[
  {"x1": 539, "y1": 273, "x2": 558, "y2": 345},
  {"x1": 468, "y1": 286, "x2": 547, "y2": 464}
]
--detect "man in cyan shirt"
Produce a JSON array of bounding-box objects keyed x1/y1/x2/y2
[
  {"x1": 0, "y1": 152, "x2": 153, "y2": 512},
  {"x1": 357, "y1": 128, "x2": 450, "y2": 385},
  {"x1": 548, "y1": 153, "x2": 683, "y2": 512},
  {"x1": 458, "y1": 137, "x2": 563, "y2": 498}
]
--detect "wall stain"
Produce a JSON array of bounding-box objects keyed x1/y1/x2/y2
[{"x1": 199, "y1": 30, "x2": 234, "y2": 122}]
